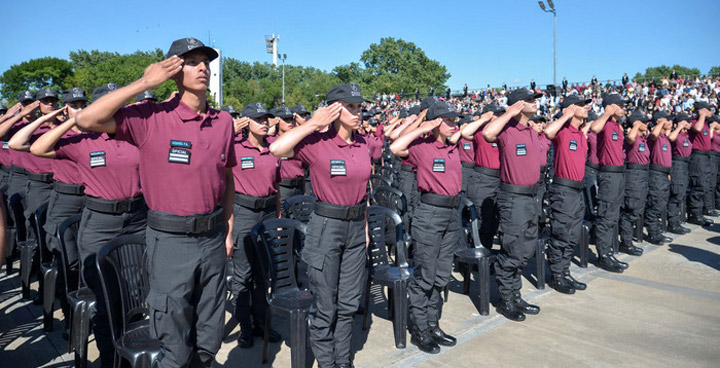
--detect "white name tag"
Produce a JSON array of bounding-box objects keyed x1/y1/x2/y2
[
  {"x1": 330, "y1": 160, "x2": 347, "y2": 176},
  {"x1": 241, "y1": 156, "x2": 255, "y2": 170},
  {"x1": 432, "y1": 158, "x2": 446, "y2": 172},
  {"x1": 89, "y1": 151, "x2": 106, "y2": 168}
]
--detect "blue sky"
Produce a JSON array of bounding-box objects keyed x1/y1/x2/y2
[{"x1": 2, "y1": 0, "x2": 719, "y2": 91}]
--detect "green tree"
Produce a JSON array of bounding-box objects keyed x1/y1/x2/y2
[
  {"x1": 0, "y1": 57, "x2": 74, "y2": 102},
  {"x1": 709, "y1": 66, "x2": 720, "y2": 77},
  {"x1": 634, "y1": 64, "x2": 701, "y2": 82}
]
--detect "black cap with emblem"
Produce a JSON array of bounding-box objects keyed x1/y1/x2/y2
[
  {"x1": 427, "y1": 100, "x2": 460, "y2": 120},
  {"x1": 507, "y1": 87, "x2": 543, "y2": 106},
  {"x1": 62, "y1": 87, "x2": 88, "y2": 103},
  {"x1": 694, "y1": 100, "x2": 714, "y2": 112},
  {"x1": 652, "y1": 110, "x2": 671, "y2": 122},
  {"x1": 420, "y1": 96, "x2": 438, "y2": 110},
  {"x1": 92, "y1": 83, "x2": 120, "y2": 101},
  {"x1": 274, "y1": 106, "x2": 293, "y2": 119},
  {"x1": 601, "y1": 93, "x2": 630, "y2": 108},
  {"x1": 18, "y1": 90, "x2": 36, "y2": 103},
  {"x1": 136, "y1": 90, "x2": 157, "y2": 103},
  {"x1": 482, "y1": 103, "x2": 505, "y2": 114},
  {"x1": 221, "y1": 105, "x2": 239, "y2": 117},
  {"x1": 674, "y1": 113, "x2": 691, "y2": 124},
  {"x1": 291, "y1": 104, "x2": 310, "y2": 116},
  {"x1": 560, "y1": 94, "x2": 592, "y2": 108},
  {"x1": 166, "y1": 37, "x2": 219, "y2": 61},
  {"x1": 408, "y1": 105, "x2": 421, "y2": 116},
  {"x1": 627, "y1": 110, "x2": 650, "y2": 124},
  {"x1": 326, "y1": 82, "x2": 368, "y2": 104},
  {"x1": 36, "y1": 88, "x2": 59, "y2": 100},
  {"x1": 241, "y1": 102, "x2": 271, "y2": 119}
]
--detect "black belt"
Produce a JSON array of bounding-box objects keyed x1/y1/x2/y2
[
  {"x1": 420, "y1": 192, "x2": 461, "y2": 208},
  {"x1": 585, "y1": 161, "x2": 599, "y2": 170},
  {"x1": 400, "y1": 164, "x2": 414, "y2": 172},
  {"x1": 649, "y1": 164, "x2": 671, "y2": 174},
  {"x1": 474, "y1": 166, "x2": 500, "y2": 177},
  {"x1": 10, "y1": 165, "x2": 27, "y2": 175},
  {"x1": 53, "y1": 181, "x2": 84, "y2": 195},
  {"x1": 0, "y1": 165, "x2": 10, "y2": 173},
  {"x1": 671, "y1": 155, "x2": 689, "y2": 162},
  {"x1": 540, "y1": 165, "x2": 547, "y2": 175},
  {"x1": 553, "y1": 176, "x2": 585, "y2": 190},
  {"x1": 500, "y1": 182, "x2": 539, "y2": 195},
  {"x1": 313, "y1": 200, "x2": 366, "y2": 221},
  {"x1": 691, "y1": 150, "x2": 711, "y2": 156},
  {"x1": 279, "y1": 177, "x2": 303, "y2": 188},
  {"x1": 372, "y1": 158, "x2": 382, "y2": 165},
  {"x1": 599, "y1": 165, "x2": 625, "y2": 173},
  {"x1": 84, "y1": 195, "x2": 145, "y2": 214},
  {"x1": 713, "y1": 151, "x2": 720, "y2": 157},
  {"x1": 27, "y1": 172, "x2": 54, "y2": 183},
  {"x1": 147, "y1": 207, "x2": 224, "y2": 235},
  {"x1": 461, "y1": 161, "x2": 475, "y2": 168},
  {"x1": 625, "y1": 163, "x2": 649, "y2": 171},
  {"x1": 234, "y1": 192, "x2": 277, "y2": 210}
]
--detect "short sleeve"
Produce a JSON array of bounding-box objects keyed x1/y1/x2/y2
[
  {"x1": 225, "y1": 125, "x2": 237, "y2": 168},
  {"x1": 406, "y1": 137, "x2": 427, "y2": 168},
  {"x1": 113, "y1": 102, "x2": 156, "y2": 147},
  {"x1": 293, "y1": 132, "x2": 322, "y2": 167},
  {"x1": 54, "y1": 134, "x2": 85, "y2": 162}
]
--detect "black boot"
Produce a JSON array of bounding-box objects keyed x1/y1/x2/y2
[
  {"x1": 609, "y1": 254, "x2": 629, "y2": 269},
  {"x1": 252, "y1": 325, "x2": 282, "y2": 343},
  {"x1": 619, "y1": 243, "x2": 643, "y2": 256},
  {"x1": 645, "y1": 234, "x2": 666, "y2": 245},
  {"x1": 548, "y1": 274, "x2": 575, "y2": 294},
  {"x1": 597, "y1": 255, "x2": 624, "y2": 273},
  {"x1": 563, "y1": 271, "x2": 586, "y2": 291},
  {"x1": 514, "y1": 293, "x2": 540, "y2": 315},
  {"x1": 410, "y1": 328, "x2": 441, "y2": 354},
  {"x1": 667, "y1": 225, "x2": 688, "y2": 235},
  {"x1": 496, "y1": 297, "x2": 525, "y2": 322},
  {"x1": 688, "y1": 216, "x2": 713, "y2": 226},
  {"x1": 427, "y1": 323, "x2": 456, "y2": 347},
  {"x1": 237, "y1": 322, "x2": 254, "y2": 348},
  {"x1": 704, "y1": 209, "x2": 720, "y2": 217}
]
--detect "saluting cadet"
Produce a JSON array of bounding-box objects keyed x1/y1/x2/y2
[
  {"x1": 390, "y1": 100, "x2": 462, "y2": 354},
  {"x1": 584, "y1": 111, "x2": 600, "y2": 219},
  {"x1": 686, "y1": 102, "x2": 715, "y2": 226},
  {"x1": 457, "y1": 114, "x2": 475, "y2": 195},
  {"x1": 269, "y1": 106, "x2": 306, "y2": 199},
  {"x1": 712, "y1": 119, "x2": 720, "y2": 212},
  {"x1": 706, "y1": 115, "x2": 720, "y2": 216},
  {"x1": 74, "y1": 38, "x2": 236, "y2": 368},
  {"x1": 667, "y1": 113, "x2": 693, "y2": 234},
  {"x1": 0, "y1": 91, "x2": 38, "y2": 206},
  {"x1": 644, "y1": 111, "x2": 679, "y2": 244},
  {"x1": 270, "y1": 82, "x2": 371, "y2": 368}
]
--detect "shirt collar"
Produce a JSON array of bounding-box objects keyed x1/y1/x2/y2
[
  {"x1": 172, "y1": 96, "x2": 219, "y2": 122},
  {"x1": 329, "y1": 125, "x2": 362, "y2": 147},
  {"x1": 239, "y1": 136, "x2": 270, "y2": 154}
]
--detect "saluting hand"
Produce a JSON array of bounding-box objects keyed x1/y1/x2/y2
[
  {"x1": 309, "y1": 103, "x2": 342, "y2": 129},
  {"x1": 420, "y1": 119, "x2": 441, "y2": 133},
  {"x1": 480, "y1": 111, "x2": 494, "y2": 121},
  {"x1": 233, "y1": 117, "x2": 249, "y2": 133},
  {"x1": 142, "y1": 56, "x2": 184, "y2": 90},
  {"x1": 19, "y1": 101, "x2": 40, "y2": 117},
  {"x1": 6, "y1": 103, "x2": 22, "y2": 117},
  {"x1": 562, "y1": 105, "x2": 577, "y2": 118}
]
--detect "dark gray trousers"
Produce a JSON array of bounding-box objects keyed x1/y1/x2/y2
[
  {"x1": 707, "y1": 153, "x2": 719, "y2": 212},
  {"x1": 460, "y1": 166, "x2": 475, "y2": 196},
  {"x1": 466, "y1": 171, "x2": 500, "y2": 248},
  {"x1": 668, "y1": 160, "x2": 689, "y2": 227},
  {"x1": 619, "y1": 168, "x2": 648, "y2": 245},
  {"x1": 547, "y1": 183, "x2": 584, "y2": 275},
  {"x1": 688, "y1": 152, "x2": 710, "y2": 218},
  {"x1": 396, "y1": 169, "x2": 419, "y2": 235},
  {"x1": 595, "y1": 170, "x2": 624, "y2": 256},
  {"x1": 645, "y1": 170, "x2": 670, "y2": 236}
]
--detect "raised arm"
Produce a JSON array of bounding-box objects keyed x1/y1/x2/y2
[
  {"x1": 0, "y1": 103, "x2": 22, "y2": 125},
  {"x1": 626, "y1": 121, "x2": 643, "y2": 145},
  {"x1": 544, "y1": 106, "x2": 576, "y2": 140},
  {"x1": 9, "y1": 106, "x2": 66, "y2": 151},
  {"x1": 0, "y1": 101, "x2": 39, "y2": 139},
  {"x1": 692, "y1": 109, "x2": 710, "y2": 133},
  {"x1": 460, "y1": 112, "x2": 493, "y2": 140},
  {"x1": 667, "y1": 121, "x2": 688, "y2": 142},
  {"x1": 269, "y1": 103, "x2": 341, "y2": 158},
  {"x1": 483, "y1": 102, "x2": 523, "y2": 143},
  {"x1": 29, "y1": 117, "x2": 77, "y2": 159},
  {"x1": 591, "y1": 105, "x2": 618, "y2": 134},
  {"x1": 649, "y1": 119, "x2": 665, "y2": 141},
  {"x1": 389, "y1": 119, "x2": 441, "y2": 158}
]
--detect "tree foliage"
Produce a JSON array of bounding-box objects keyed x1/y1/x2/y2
[
  {"x1": 708, "y1": 66, "x2": 720, "y2": 77},
  {"x1": 0, "y1": 57, "x2": 74, "y2": 102},
  {"x1": 633, "y1": 64, "x2": 702, "y2": 81}
]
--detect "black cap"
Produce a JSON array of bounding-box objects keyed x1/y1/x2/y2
[
  {"x1": 220, "y1": 105, "x2": 239, "y2": 116},
  {"x1": 695, "y1": 101, "x2": 714, "y2": 112},
  {"x1": 92, "y1": 83, "x2": 120, "y2": 101},
  {"x1": 274, "y1": 106, "x2": 293, "y2": 119},
  {"x1": 506, "y1": 88, "x2": 543, "y2": 106},
  {"x1": 457, "y1": 115, "x2": 473, "y2": 125},
  {"x1": 408, "y1": 105, "x2": 421, "y2": 116},
  {"x1": 36, "y1": 88, "x2": 59, "y2": 100},
  {"x1": 708, "y1": 114, "x2": 720, "y2": 123},
  {"x1": 427, "y1": 100, "x2": 460, "y2": 120},
  {"x1": 18, "y1": 90, "x2": 36, "y2": 103},
  {"x1": 472, "y1": 110, "x2": 482, "y2": 116},
  {"x1": 241, "y1": 102, "x2": 271, "y2": 118},
  {"x1": 0, "y1": 104, "x2": 7, "y2": 113},
  {"x1": 166, "y1": 37, "x2": 218, "y2": 61},
  {"x1": 398, "y1": 109, "x2": 408, "y2": 119},
  {"x1": 529, "y1": 115, "x2": 547, "y2": 123},
  {"x1": 601, "y1": 93, "x2": 629, "y2": 108},
  {"x1": 420, "y1": 96, "x2": 438, "y2": 110},
  {"x1": 627, "y1": 110, "x2": 650, "y2": 123},
  {"x1": 674, "y1": 113, "x2": 691, "y2": 123},
  {"x1": 587, "y1": 111, "x2": 600, "y2": 122},
  {"x1": 560, "y1": 95, "x2": 591, "y2": 109},
  {"x1": 326, "y1": 82, "x2": 367, "y2": 104},
  {"x1": 136, "y1": 91, "x2": 157, "y2": 102},
  {"x1": 652, "y1": 110, "x2": 671, "y2": 122},
  {"x1": 62, "y1": 88, "x2": 88, "y2": 103},
  {"x1": 291, "y1": 104, "x2": 309, "y2": 116},
  {"x1": 482, "y1": 103, "x2": 505, "y2": 114}
]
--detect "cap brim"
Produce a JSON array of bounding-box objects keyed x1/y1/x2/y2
[
  {"x1": 328, "y1": 96, "x2": 370, "y2": 104},
  {"x1": 245, "y1": 113, "x2": 271, "y2": 119},
  {"x1": 533, "y1": 93, "x2": 543, "y2": 99},
  {"x1": 63, "y1": 97, "x2": 88, "y2": 103},
  {"x1": 174, "y1": 46, "x2": 219, "y2": 61},
  {"x1": 439, "y1": 111, "x2": 461, "y2": 118}
]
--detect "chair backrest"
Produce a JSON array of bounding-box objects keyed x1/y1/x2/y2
[
  {"x1": 57, "y1": 214, "x2": 82, "y2": 293},
  {"x1": 31, "y1": 202, "x2": 50, "y2": 264},
  {"x1": 371, "y1": 185, "x2": 407, "y2": 216},
  {"x1": 366, "y1": 205, "x2": 409, "y2": 268},
  {"x1": 370, "y1": 174, "x2": 393, "y2": 192},
  {"x1": 2, "y1": 191, "x2": 14, "y2": 228},
  {"x1": 459, "y1": 198, "x2": 482, "y2": 249},
  {"x1": 282, "y1": 195, "x2": 316, "y2": 223},
  {"x1": 250, "y1": 218, "x2": 306, "y2": 300},
  {"x1": 8, "y1": 193, "x2": 26, "y2": 242},
  {"x1": 584, "y1": 177, "x2": 598, "y2": 220},
  {"x1": 96, "y1": 234, "x2": 149, "y2": 345}
]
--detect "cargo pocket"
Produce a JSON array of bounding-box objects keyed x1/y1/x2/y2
[
  {"x1": 148, "y1": 291, "x2": 168, "y2": 340},
  {"x1": 301, "y1": 218, "x2": 328, "y2": 271}
]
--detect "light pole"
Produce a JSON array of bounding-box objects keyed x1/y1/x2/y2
[
  {"x1": 279, "y1": 53, "x2": 287, "y2": 104},
  {"x1": 538, "y1": 0, "x2": 557, "y2": 86}
]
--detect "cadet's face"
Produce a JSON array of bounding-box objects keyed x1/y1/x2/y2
[
  {"x1": 279, "y1": 117, "x2": 294, "y2": 132},
  {"x1": 249, "y1": 116, "x2": 269, "y2": 136},
  {"x1": 39, "y1": 97, "x2": 58, "y2": 114},
  {"x1": 522, "y1": 98, "x2": 537, "y2": 114},
  {"x1": 575, "y1": 104, "x2": 589, "y2": 119},
  {"x1": 439, "y1": 116, "x2": 457, "y2": 137},
  {"x1": 66, "y1": 101, "x2": 86, "y2": 118},
  {"x1": 339, "y1": 101, "x2": 362, "y2": 130},
  {"x1": 178, "y1": 51, "x2": 210, "y2": 92}
]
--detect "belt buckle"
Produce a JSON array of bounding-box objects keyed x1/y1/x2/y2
[
  {"x1": 115, "y1": 201, "x2": 130, "y2": 213},
  {"x1": 193, "y1": 216, "x2": 210, "y2": 233}
]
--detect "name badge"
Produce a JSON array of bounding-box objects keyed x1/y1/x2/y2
[
  {"x1": 2, "y1": 142, "x2": 8, "y2": 150},
  {"x1": 168, "y1": 140, "x2": 192, "y2": 165},
  {"x1": 683, "y1": 140, "x2": 689, "y2": 147},
  {"x1": 662, "y1": 144, "x2": 668, "y2": 151},
  {"x1": 463, "y1": 142, "x2": 472, "y2": 150},
  {"x1": 89, "y1": 151, "x2": 106, "y2": 168},
  {"x1": 492, "y1": 142, "x2": 498, "y2": 148},
  {"x1": 638, "y1": 144, "x2": 646, "y2": 152},
  {"x1": 330, "y1": 159, "x2": 347, "y2": 176},
  {"x1": 569, "y1": 140, "x2": 577, "y2": 151},
  {"x1": 612, "y1": 132, "x2": 619, "y2": 141},
  {"x1": 281, "y1": 157, "x2": 288, "y2": 161},
  {"x1": 241, "y1": 156, "x2": 255, "y2": 170},
  {"x1": 432, "y1": 158, "x2": 446, "y2": 172},
  {"x1": 516, "y1": 144, "x2": 527, "y2": 156},
  {"x1": 703, "y1": 130, "x2": 708, "y2": 136}
]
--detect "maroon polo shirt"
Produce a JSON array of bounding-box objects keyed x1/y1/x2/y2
[
  {"x1": 712, "y1": 132, "x2": 720, "y2": 153},
  {"x1": 472, "y1": 130, "x2": 500, "y2": 169},
  {"x1": 597, "y1": 119, "x2": 625, "y2": 166},
  {"x1": 400, "y1": 157, "x2": 417, "y2": 171},
  {"x1": 366, "y1": 134, "x2": 383, "y2": 160},
  {"x1": 459, "y1": 138, "x2": 474, "y2": 163},
  {"x1": 24, "y1": 124, "x2": 55, "y2": 175},
  {"x1": 496, "y1": 119, "x2": 541, "y2": 186},
  {"x1": 538, "y1": 134, "x2": 551, "y2": 167},
  {"x1": 51, "y1": 129, "x2": 84, "y2": 185},
  {"x1": 672, "y1": 131, "x2": 692, "y2": 157},
  {"x1": 232, "y1": 136, "x2": 280, "y2": 197},
  {"x1": 689, "y1": 120, "x2": 711, "y2": 151},
  {"x1": 55, "y1": 132, "x2": 141, "y2": 200},
  {"x1": 114, "y1": 96, "x2": 237, "y2": 216},
  {"x1": 268, "y1": 135, "x2": 304, "y2": 179},
  {"x1": 625, "y1": 134, "x2": 650, "y2": 165},
  {"x1": 649, "y1": 134, "x2": 672, "y2": 168},
  {"x1": 7, "y1": 121, "x2": 30, "y2": 167},
  {"x1": 552, "y1": 122, "x2": 587, "y2": 182},
  {"x1": 293, "y1": 125, "x2": 371, "y2": 206},
  {"x1": 587, "y1": 132, "x2": 599, "y2": 165},
  {"x1": 407, "y1": 136, "x2": 461, "y2": 196}
]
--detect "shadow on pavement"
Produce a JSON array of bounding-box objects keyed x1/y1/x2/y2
[{"x1": 668, "y1": 243, "x2": 720, "y2": 271}]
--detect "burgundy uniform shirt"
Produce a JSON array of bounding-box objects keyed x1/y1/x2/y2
[
  {"x1": 23, "y1": 124, "x2": 54, "y2": 174},
  {"x1": 293, "y1": 125, "x2": 371, "y2": 206},
  {"x1": 552, "y1": 122, "x2": 587, "y2": 182},
  {"x1": 473, "y1": 129, "x2": 500, "y2": 169},
  {"x1": 649, "y1": 134, "x2": 672, "y2": 168},
  {"x1": 625, "y1": 134, "x2": 650, "y2": 165},
  {"x1": 689, "y1": 120, "x2": 711, "y2": 151},
  {"x1": 459, "y1": 138, "x2": 474, "y2": 163},
  {"x1": 55, "y1": 132, "x2": 141, "y2": 200},
  {"x1": 497, "y1": 119, "x2": 541, "y2": 186},
  {"x1": 407, "y1": 135, "x2": 461, "y2": 196},
  {"x1": 232, "y1": 136, "x2": 280, "y2": 197},
  {"x1": 712, "y1": 132, "x2": 720, "y2": 153},
  {"x1": 538, "y1": 134, "x2": 551, "y2": 167},
  {"x1": 114, "y1": 96, "x2": 237, "y2": 216},
  {"x1": 587, "y1": 132, "x2": 599, "y2": 165},
  {"x1": 597, "y1": 119, "x2": 625, "y2": 166},
  {"x1": 52, "y1": 130, "x2": 84, "y2": 185},
  {"x1": 672, "y1": 131, "x2": 692, "y2": 157},
  {"x1": 7, "y1": 121, "x2": 30, "y2": 167}
]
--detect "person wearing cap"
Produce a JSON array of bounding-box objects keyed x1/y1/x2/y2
[
  {"x1": 271, "y1": 106, "x2": 306, "y2": 199},
  {"x1": 456, "y1": 115, "x2": 475, "y2": 195},
  {"x1": 667, "y1": 113, "x2": 694, "y2": 234},
  {"x1": 291, "y1": 104, "x2": 310, "y2": 125},
  {"x1": 221, "y1": 105, "x2": 240, "y2": 118},
  {"x1": 31, "y1": 83, "x2": 146, "y2": 368},
  {"x1": 460, "y1": 104, "x2": 502, "y2": 248},
  {"x1": 705, "y1": 115, "x2": 720, "y2": 217},
  {"x1": 390, "y1": 99, "x2": 461, "y2": 354},
  {"x1": 686, "y1": 101, "x2": 716, "y2": 226},
  {"x1": 645, "y1": 110, "x2": 683, "y2": 244},
  {"x1": 482, "y1": 88, "x2": 544, "y2": 321},
  {"x1": 270, "y1": 82, "x2": 370, "y2": 368},
  {"x1": 530, "y1": 114, "x2": 551, "y2": 218},
  {"x1": 543, "y1": 95, "x2": 591, "y2": 294},
  {"x1": 711, "y1": 117, "x2": 720, "y2": 212},
  {"x1": 584, "y1": 111, "x2": 601, "y2": 219},
  {"x1": 590, "y1": 93, "x2": 630, "y2": 273},
  {"x1": 361, "y1": 110, "x2": 383, "y2": 172},
  {"x1": 136, "y1": 90, "x2": 158, "y2": 103},
  {"x1": 73, "y1": 37, "x2": 235, "y2": 367},
  {"x1": 229, "y1": 102, "x2": 283, "y2": 348}
]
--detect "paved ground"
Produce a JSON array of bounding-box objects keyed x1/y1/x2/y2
[{"x1": 1, "y1": 217, "x2": 719, "y2": 368}]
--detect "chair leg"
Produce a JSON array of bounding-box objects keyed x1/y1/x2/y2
[
  {"x1": 634, "y1": 218, "x2": 644, "y2": 241},
  {"x1": 43, "y1": 267, "x2": 58, "y2": 332},
  {"x1": 391, "y1": 281, "x2": 407, "y2": 349},
  {"x1": 580, "y1": 224, "x2": 589, "y2": 268},
  {"x1": 19, "y1": 243, "x2": 33, "y2": 299},
  {"x1": 535, "y1": 240, "x2": 546, "y2": 290},
  {"x1": 387, "y1": 287, "x2": 394, "y2": 320},
  {"x1": 462, "y1": 262, "x2": 470, "y2": 295},
  {"x1": 262, "y1": 305, "x2": 271, "y2": 364},
  {"x1": 289, "y1": 310, "x2": 308, "y2": 368},
  {"x1": 478, "y1": 258, "x2": 490, "y2": 316},
  {"x1": 362, "y1": 276, "x2": 372, "y2": 330}
]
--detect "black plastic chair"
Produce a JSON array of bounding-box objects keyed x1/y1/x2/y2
[
  {"x1": 370, "y1": 174, "x2": 393, "y2": 192},
  {"x1": 362, "y1": 206, "x2": 412, "y2": 349},
  {"x1": 251, "y1": 218, "x2": 313, "y2": 368},
  {"x1": 371, "y1": 185, "x2": 411, "y2": 258},
  {"x1": 3, "y1": 191, "x2": 17, "y2": 274},
  {"x1": 30, "y1": 203, "x2": 57, "y2": 331},
  {"x1": 282, "y1": 194, "x2": 316, "y2": 223},
  {"x1": 9, "y1": 193, "x2": 33, "y2": 299},
  {"x1": 577, "y1": 221, "x2": 591, "y2": 268},
  {"x1": 584, "y1": 177, "x2": 598, "y2": 221}
]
